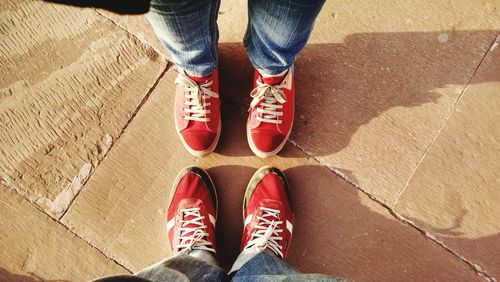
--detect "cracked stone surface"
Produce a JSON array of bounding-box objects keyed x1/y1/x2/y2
[
  {"x1": 1, "y1": 0, "x2": 500, "y2": 281},
  {"x1": 0, "y1": 0, "x2": 166, "y2": 218}
]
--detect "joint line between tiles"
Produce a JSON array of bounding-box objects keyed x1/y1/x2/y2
[
  {"x1": 92, "y1": 9, "x2": 169, "y2": 59},
  {"x1": 57, "y1": 63, "x2": 171, "y2": 221},
  {"x1": 3, "y1": 187, "x2": 133, "y2": 273},
  {"x1": 287, "y1": 139, "x2": 494, "y2": 280},
  {"x1": 392, "y1": 31, "x2": 500, "y2": 208}
]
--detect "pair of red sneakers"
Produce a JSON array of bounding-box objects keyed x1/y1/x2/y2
[
  {"x1": 174, "y1": 68, "x2": 294, "y2": 158},
  {"x1": 166, "y1": 166, "x2": 294, "y2": 261}
]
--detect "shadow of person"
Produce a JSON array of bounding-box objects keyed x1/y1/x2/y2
[
  {"x1": 43, "y1": 0, "x2": 150, "y2": 14},
  {"x1": 206, "y1": 164, "x2": 499, "y2": 280},
  {"x1": 216, "y1": 30, "x2": 499, "y2": 157}
]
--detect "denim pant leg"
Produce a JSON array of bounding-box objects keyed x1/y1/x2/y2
[
  {"x1": 244, "y1": 0, "x2": 325, "y2": 75},
  {"x1": 231, "y1": 252, "x2": 344, "y2": 282},
  {"x1": 135, "y1": 254, "x2": 228, "y2": 282},
  {"x1": 146, "y1": 0, "x2": 221, "y2": 76}
]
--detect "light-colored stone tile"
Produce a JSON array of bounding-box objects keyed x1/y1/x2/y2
[
  {"x1": 395, "y1": 35, "x2": 500, "y2": 278},
  {"x1": 288, "y1": 1, "x2": 500, "y2": 205},
  {"x1": 115, "y1": 0, "x2": 499, "y2": 207},
  {"x1": 62, "y1": 67, "x2": 481, "y2": 280},
  {"x1": 94, "y1": 0, "x2": 249, "y2": 59},
  {"x1": 310, "y1": 0, "x2": 500, "y2": 43},
  {"x1": 0, "y1": 0, "x2": 166, "y2": 217},
  {"x1": 94, "y1": 10, "x2": 168, "y2": 58},
  {"x1": 0, "y1": 185, "x2": 127, "y2": 281}
]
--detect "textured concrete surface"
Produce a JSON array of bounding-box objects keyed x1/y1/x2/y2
[
  {"x1": 61, "y1": 69, "x2": 480, "y2": 281},
  {"x1": 1, "y1": 0, "x2": 499, "y2": 281},
  {"x1": 0, "y1": 0, "x2": 166, "y2": 218},
  {"x1": 395, "y1": 35, "x2": 500, "y2": 278},
  {"x1": 0, "y1": 185, "x2": 128, "y2": 281}
]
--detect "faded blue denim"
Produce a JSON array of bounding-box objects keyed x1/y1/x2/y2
[
  {"x1": 146, "y1": 0, "x2": 325, "y2": 76},
  {"x1": 94, "y1": 252, "x2": 343, "y2": 281}
]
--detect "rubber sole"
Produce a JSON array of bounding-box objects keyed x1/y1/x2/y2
[{"x1": 246, "y1": 120, "x2": 293, "y2": 158}]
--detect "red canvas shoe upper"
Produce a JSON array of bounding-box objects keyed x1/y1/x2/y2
[
  {"x1": 247, "y1": 69, "x2": 295, "y2": 158},
  {"x1": 241, "y1": 167, "x2": 294, "y2": 259},
  {"x1": 174, "y1": 69, "x2": 221, "y2": 156},
  {"x1": 166, "y1": 167, "x2": 218, "y2": 256}
]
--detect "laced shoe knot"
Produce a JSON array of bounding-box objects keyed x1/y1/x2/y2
[
  {"x1": 243, "y1": 207, "x2": 284, "y2": 258},
  {"x1": 175, "y1": 72, "x2": 219, "y2": 122},
  {"x1": 176, "y1": 207, "x2": 215, "y2": 254},
  {"x1": 249, "y1": 77, "x2": 288, "y2": 125}
]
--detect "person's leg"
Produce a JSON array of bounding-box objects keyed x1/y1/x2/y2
[
  {"x1": 140, "y1": 166, "x2": 227, "y2": 281},
  {"x1": 135, "y1": 253, "x2": 226, "y2": 282},
  {"x1": 93, "y1": 253, "x2": 225, "y2": 282},
  {"x1": 146, "y1": 0, "x2": 221, "y2": 77},
  {"x1": 231, "y1": 251, "x2": 343, "y2": 281},
  {"x1": 245, "y1": 0, "x2": 325, "y2": 75},
  {"x1": 228, "y1": 167, "x2": 343, "y2": 282},
  {"x1": 93, "y1": 167, "x2": 227, "y2": 282},
  {"x1": 245, "y1": 0, "x2": 325, "y2": 158},
  {"x1": 229, "y1": 166, "x2": 294, "y2": 274},
  {"x1": 147, "y1": 0, "x2": 222, "y2": 156}
]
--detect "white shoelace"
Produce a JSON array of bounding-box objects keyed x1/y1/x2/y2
[
  {"x1": 249, "y1": 77, "x2": 288, "y2": 125},
  {"x1": 175, "y1": 72, "x2": 219, "y2": 122},
  {"x1": 243, "y1": 207, "x2": 284, "y2": 258},
  {"x1": 176, "y1": 207, "x2": 215, "y2": 254}
]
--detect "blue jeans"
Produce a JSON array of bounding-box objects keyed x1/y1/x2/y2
[
  {"x1": 146, "y1": 0, "x2": 325, "y2": 76},
  {"x1": 95, "y1": 252, "x2": 343, "y2": 281}
]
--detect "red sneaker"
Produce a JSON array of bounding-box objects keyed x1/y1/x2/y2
[
  {"x1": 166, "y1": 166, "x2": 218, "y2": 256},
  {"x1": 247, "y1": 69, "x2": 294, "y2": 158},
  {"x1": 174, "y1": 69, "x2": 221, "y2": 156},
  {"x1": 240, "y1": 166, "x2": 294, "y2": 259}
]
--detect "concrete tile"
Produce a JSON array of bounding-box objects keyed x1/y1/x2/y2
[
  {"x1": 96, "y1": 0, "x2": 500, "y2": 47},
  {"x1": 0, "y1": 0, "x2": 165, "y2": 217},
  {"x1": 287, "y1": 1, "x2": 500, "y2": 205},
  {"x1": 0, "y1": 185, "x2": 127, "y2": 281},
  {"x1": 395, "y1": 35, "x2": 500, "y2": 278},
  {"x1": 95, "y1": 10, "x2": 168, "y2": 57},
  {"x1": 94, "y1": 0, "x2": 248, "y2": 59},
  {"x1": 102, "y1": 0, "x2": 499, "y2": 206},
  {"x1": 60, "y1": 68, "x2": 304, "y2": 272},
  {"x1": 91, "y1": 0, "x2": 500, "y2": 206},
  {"x1": 62, "y1": 66, "x2": 480, "y2": 280},
  {"x1": 291, "y1": 29, "x2": 498, "y2": 206},
  {"x1": 310, "y1": 1, "x2": 500, "y2": 43},
  {"x1": 212, "y1": 27, "x2": 498, "y2": 208}
]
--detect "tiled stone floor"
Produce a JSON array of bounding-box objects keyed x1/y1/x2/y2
[{"x1": 1, "y1": 0, "x2": 499, "y2": 281}]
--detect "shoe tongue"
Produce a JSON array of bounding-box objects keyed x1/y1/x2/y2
[
  {"x1": 182, "y1": 213, "x2": 202, "y2": 233},
  {"x1": 261, "y1": 75, "x2": 285, "y2": 85},
  {"x1": 185, "y1": 71, "x2": 212, "y2": 83}
]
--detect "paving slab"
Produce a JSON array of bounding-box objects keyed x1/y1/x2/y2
[
  {"x1": 94, "y1": 0, "x2": 249, "y2": 56},
  {"x1": 0, "y1": 185, "x2": 127, "y2": 281},
  {"x1": 102, "y1": 0, "x2": 500, "y2": 206},
  {"x1": 62, "y1": 64, "x2": 481, "y2": 280},
  {"x1": 394, "y1": 35, "x2": 500, "y2": 279},
  {"x1": 0, "y1": 0, "x2": 165, "y2": 217},
  {"x1": 289, "y1": 1, "x2": 500, "y2": 206}
]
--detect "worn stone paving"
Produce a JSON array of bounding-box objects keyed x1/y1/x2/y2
[{"x1": 1, "y1": 0, "x2": 499, "y2": 281}]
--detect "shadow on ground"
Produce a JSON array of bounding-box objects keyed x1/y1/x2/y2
[
  {"x1": 44, "y1": 0, "x2": 149, "y2": 14},
  {"x1": 3, "y1": 29, "x2": 498, "y2": 280},
  {"x1": 216, "y1": 30, "x2": 499, "y2": 158},
  {"x1": 207, "y1": 163, "x2": 500, "y2": 280}
]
